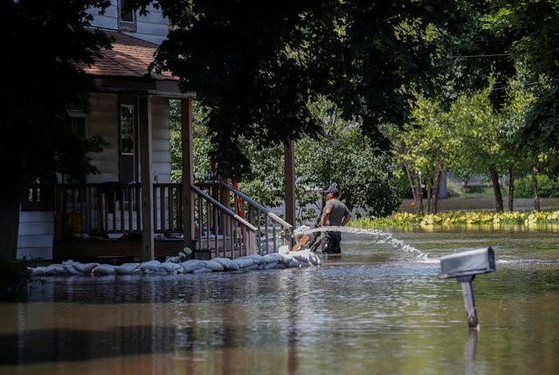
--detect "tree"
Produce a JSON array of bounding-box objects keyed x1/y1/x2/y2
[
  {"x1": 135, "y1": 0, "x2": 461, "y2": 178},
  {"x1": 446, "y1": 81, "x2": 509, "y2": 211},
  {"x1": 387, "y1": 96, "x2": 452, "y2": 214},
  {"x1": 243, "y1": 98, "x2": 403, "y2": 221},
  {"x1": 1, "y1": 1, "x2": 112, "y2": 260}
]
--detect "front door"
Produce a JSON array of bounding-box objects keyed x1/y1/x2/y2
[{"x1": 118, "y1": 97, "x2": 137, "y2": 183}]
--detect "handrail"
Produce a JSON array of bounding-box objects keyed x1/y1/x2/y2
[
  {"x1": 191, "y1": 184, "x2": 257, "y2": 232},
  {"x1": 219, "y1": 182, "x2": 293, "y2": 230}
]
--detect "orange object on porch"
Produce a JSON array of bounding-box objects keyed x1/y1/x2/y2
[{"x1": 233, "y1": 179, "x2": 243, "y2": 218}]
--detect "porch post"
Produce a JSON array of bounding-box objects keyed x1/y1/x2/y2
[
  {"x1": 139, "y1": 95, "x2": 154, "y2": 261},
  {"x1": 181, "y1": 98, "x2": 195, "y2": 250},
  {"x1": 284, "y1": 138, "x2": 295, "y2": 226}
]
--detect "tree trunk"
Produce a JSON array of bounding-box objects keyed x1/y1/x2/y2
[
  {"x1": 489, "y1": 165, "x2": 504, "y2": 212},
  {"x1": 507, "y1": 167, "x2": 514, "y2": 211},
  {"x1": 426, "y1": 180, "x2": 432, "y2": 214},
  {"x1": 406, "y1": 166, "x2": 424, "y2": 215},
  {"x1": 532, "y1": 166, "x2": 541, "y2": 211},
  {"x1": 0, "y1": 188, "x2": 22, "y2": 261},
  {"x1": 432, "y1": 164, "x2": 443, "y2": 214},
  {"x1": 412, "y1": 171, "x2": 424, "y2": 215}
]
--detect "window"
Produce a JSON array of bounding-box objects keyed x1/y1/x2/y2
[
  {"x1": 118, "y1": 0, "x2": 137, "y2": 31},
  {"x1": 119, "y1": 105, "x2": 135, "y2": 155},
  {"x1": 119, "y1": 103, "x2": 137, "y2": 184}
]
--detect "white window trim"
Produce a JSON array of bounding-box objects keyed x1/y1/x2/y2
[{"x1": 118, "y1": 0, "x2": 137, "y2": 32}]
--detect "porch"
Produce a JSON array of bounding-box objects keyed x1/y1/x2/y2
[{"x1": 51, "y1": 182, "x2": 293, "y2": 262}]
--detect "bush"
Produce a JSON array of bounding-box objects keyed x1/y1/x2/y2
[
  {"x1": 514, "y1": 174, "x2": 559, "y2": 198},
  {"x1": 349, "y1": 210, "x2": 559, "y2": 228},
  {"x1": 0, "y1": 260, "x2": 31, "y2": 300}
]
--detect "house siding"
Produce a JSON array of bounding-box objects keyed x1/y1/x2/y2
[
  {"x1": 88, "y1": 1, "x2": 168, "y2": 45},
  {"x1": 87, "y1": 93, "x2": 120, "y2": 183},
  {"x1": 17, "y1": 211, "x2": 54, "y2": 260},
  {"x1": 151, "y1": 97, "x2": 172, "y2": 183}
]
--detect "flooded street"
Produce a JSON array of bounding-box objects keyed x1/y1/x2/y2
[{"x1": 2, "y1": 227, "x2": 559, "y2": 374}]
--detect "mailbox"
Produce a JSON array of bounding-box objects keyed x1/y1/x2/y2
[
  {"x1": 440, "y1": 247, "x2": 495, "y2": 278},
  {"x1": 440, "y1": 247, "x2": 496, "y2": 330}
]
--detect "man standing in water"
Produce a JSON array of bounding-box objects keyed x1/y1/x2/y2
[{"x1": 319, "y1": 185, "x2": 352, "y2": 254}]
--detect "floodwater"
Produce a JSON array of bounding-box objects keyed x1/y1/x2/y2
[{"x1": 2, "y1": 227, "x2": 559, "y2": 374}]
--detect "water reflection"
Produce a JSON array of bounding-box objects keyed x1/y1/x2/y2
[
  {"x1": 2, "y1": 229, "x2": 559, "y2": 374},
  {"x1": 464, "y1": 332, "x2": 478, "y2": 375}
]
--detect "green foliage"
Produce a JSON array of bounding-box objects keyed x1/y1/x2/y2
[
  {"x1": 2, "y1": 0, "x2": 112, "y2": 188},
  {"x1": 0, "y1": 259, "x2": 31, "y2": 300},
  {"x1": 2, "y1": 0, "x2": 112, "y2": 260},
  {"x1": 170, "y1": 100, "x2": 212, "y2": 182},
  {"x1": 514, "y1": 174, "x2": 559, "y2": 198},
  {"x1": 350, "y1": 210, "x2": 559, "y2": 228},
  {"x1": 138, "y1": 0, "x2": 461, "y2": 177}
]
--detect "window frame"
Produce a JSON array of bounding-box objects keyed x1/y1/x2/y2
[{"x1": 118, "y1": 0, "x2": 137, "y2": 32}]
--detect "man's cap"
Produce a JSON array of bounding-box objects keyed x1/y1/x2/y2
[{"x1": 324, "y1": 184, "x2": 338, "y2": 194}]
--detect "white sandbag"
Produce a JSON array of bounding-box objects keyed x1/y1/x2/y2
[
  {"x1": 309, "y1": 253, "x2": 321, "y2": 266},
  {"x1": 263, "y1": 253, "x2": 284, "y2": 263},
  {"x1": 31, "y1": 267, "x2": 47, "y2": 276},
  {"x1": 63, "y1": 263, "x2": 81, "y2": 275},
  {"x1": 72, "y1": 262, "x2": 99, "y2": 274},
  {"x1": 235, "y1": 257, "x2": 256, "y2": 269},
  {"x1": 258, "y1": 263, "x2": 266, "y2": 270},
  {"x1": 246, "y1": 264, "x2": 259, "y2": 270},
  {"x1": 246, "y1": 254, "x2": 265, "y2": 265},
  {"x1": 213, "y1": 257, "x2": 239, "y2": 271},
  {"x1": 115, "y1": 263, "x2": 141, "y2": 275},
  {"x1": 92, "y1": 264, "x2": 117, "y2": 275},
  {"x1": 288, "y1": 258, "x2": 301, "y2": 268},
  {"x1": 140, "y1": 260, "x2": 161, "y2": 273},
  {"x1": 44, "y1": 264, "x2": 67, "y2": 276},
  {"x1": 281, "y1": 255, "x2": 294, "y2": 265},
  {"x1": 181, "y1": 260, "x2": 206, "y2": 273},
  {"x1": 160, "y1": 262, "x2": 183, "y2": 273},
  {"x1": 278, "y1": 245, "x2": 289, "y2": 254},
  {"x1": 204, "y1": 260, "x2": 225, "y2": 272},
  {"x1": 193, "y1": 266, "x2": 212, "y2": 273},
  {"x1": 264, "y1": 261, "x2": 279, "y2": 270}
]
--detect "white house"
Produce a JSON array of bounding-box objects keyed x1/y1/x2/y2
[{"x1": 17, "y1": 0, "x2": 293, "y2": 262}]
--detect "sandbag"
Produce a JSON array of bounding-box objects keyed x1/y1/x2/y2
[
  {"x1": 44, "y1": 264, "x2": 67, "y2": 276},
  {"x1": 72, "y1": 262, "x2": 99, "y2": 274},
  {"x1": 263, "y1": 253, "x2": 284, "y2": 263},
  {"x1": 204, "y1": 260, "x2": 225, "y2": 272},
  {"x1": 31, "y1": 267, "x2": 47, "y2": 276},
  {"x1": 193, "y1": 266, "x2": 212, "y2": 274},
  {"x1": 213, "y1": 257, "x2": 239, "y2": 271},
  {"x1": 264, "y1": 261, "x2": 279, "y2": 270},
  {"x1": 115, "y1": 263, "x2": 141, "y2": 275},
  {"x1": 139, "y1": 260, "x2": 161, "y2": 273},
  {"x1": 181, "y1": 260, "x2": 206, "y2": 273},
  {"x1": 288, "y1": 258, "x2": 301, "y2": 268},
  {"x1": 92, "y1": 264, "x2": 117, "y2": 275},
  {"x1": 246, "y1": 254, "x2": 265, "y2": 265},
  {"x1": 63, "y1": 263, "x2": 81, "y2": 275},
  {"x1": 160, "y1": 262, "x2": 183, "y2": 273},
  {"x1": 235, "y1": 257, "x2": 256, "y2": 269}
]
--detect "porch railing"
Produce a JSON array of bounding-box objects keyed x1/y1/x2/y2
[
  {"x1": 217, "y1": 182, "x2": 294, "y2": 253},
  {"x1": 191, "y1": 184, "x2": 258, "y2": 256},
  {"x1": 55, "y1": 183, "x2": 183, "y2": 236},
  {"x1": 54, "y1": 182, "x2": 274, "y2": 256}
]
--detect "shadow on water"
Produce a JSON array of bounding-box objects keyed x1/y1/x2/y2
[{"x1": 0, "y1": 326, "x2": 176, "y2": 365}]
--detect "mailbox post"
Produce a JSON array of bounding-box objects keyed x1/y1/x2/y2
[{"x1": 440, "y1": 247, "x2": 496, "y2": 330}]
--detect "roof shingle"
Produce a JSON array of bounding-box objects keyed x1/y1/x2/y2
[{"x1": 81, "y1": 30, "x2": 176, "y2": 81}]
